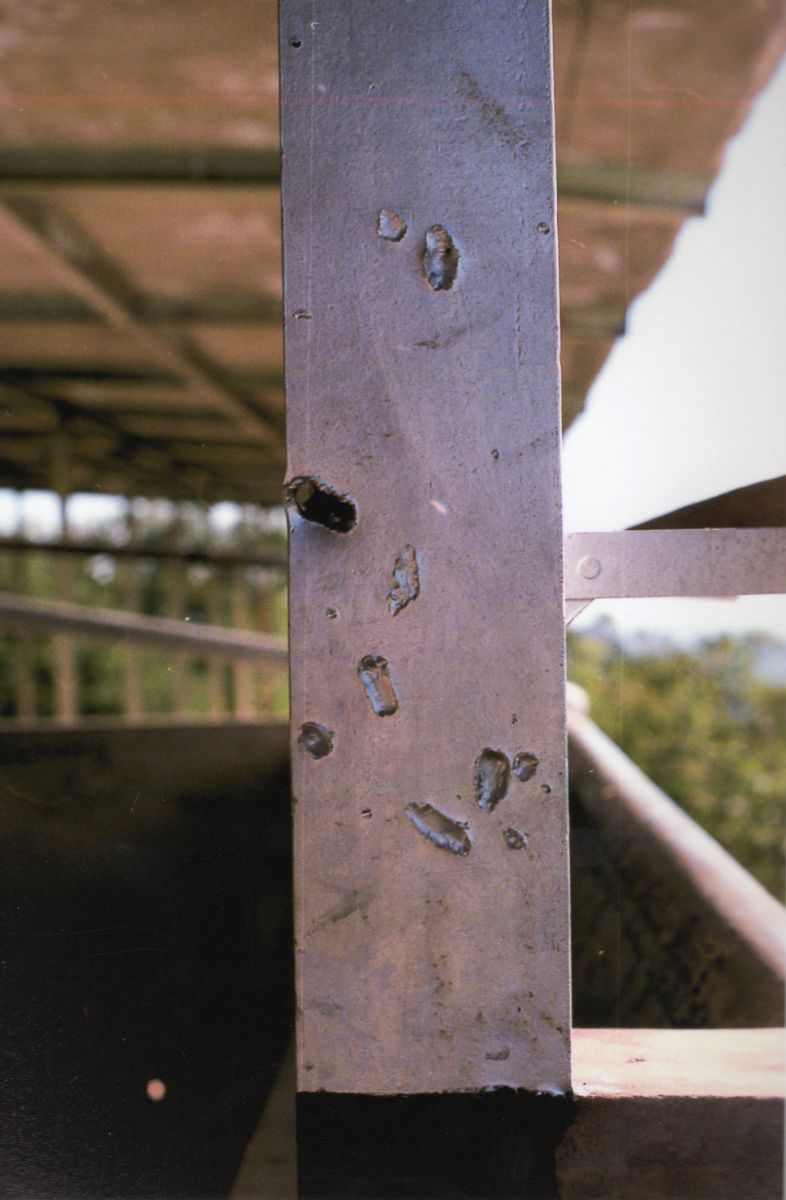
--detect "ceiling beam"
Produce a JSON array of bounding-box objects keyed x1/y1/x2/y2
[
  {"x1": 0, "y1": 145, "x2": 708, "y2": 215},
  {"x1": 0, "y1": 194, "x2": 284, "y2": 449}
]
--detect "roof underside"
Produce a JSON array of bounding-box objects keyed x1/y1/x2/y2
[{"x1": 0, "y1": 0, "x2": 783, "y2": 505}]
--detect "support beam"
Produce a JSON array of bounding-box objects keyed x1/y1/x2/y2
[
  {"x1": 0, "y1": 535, "x2": 286, "y2": 570},
  {"x1": 558, "y1": 1029, "x2": 785, "y2": 1200},
  {"x1": 565, "y1": 528, "x2": 786, "y2": 600},
  {"x1": 0, "y1": 195, "x2": 283, "y2": 448},
  {"x1": 0, "y1": 593, "x2": 288, "y2": 664},
  {"x1": 282, "y1": 0, "x2": 569, "y2": 1095},
  {"x1": 635, "y1": 473, "x2": 786, "y2": 530}
]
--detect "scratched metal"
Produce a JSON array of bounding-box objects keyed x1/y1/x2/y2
[
  {"x1": 281, "y1": 0, "x2": 569, "y2": 1095},
  {"x1": 566, "y1": 529, "x2": 786, "y2": 600}
]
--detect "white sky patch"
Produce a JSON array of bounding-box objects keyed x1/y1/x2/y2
[{"x1": 563, "y1": 53, "x2": 786, "y2": 641}]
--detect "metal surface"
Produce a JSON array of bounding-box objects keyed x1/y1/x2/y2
[
  {"x1": 566, "y1": 529, "x2": 786, "y2": 600},
  {"x1": 282, "y1": 0, "x2": 569, "y2": 1095},
  {"x1": 0, "y1": 593, "x2": 287, "y2": 663}
]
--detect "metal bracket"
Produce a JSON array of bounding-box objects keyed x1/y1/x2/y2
[{"x1": 565, "y1": 529, "x2": 786, "y2": 606}]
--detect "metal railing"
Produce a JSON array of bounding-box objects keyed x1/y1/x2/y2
[{"x1": 0, "y1": 513, "x2": 288, "y2": 725}]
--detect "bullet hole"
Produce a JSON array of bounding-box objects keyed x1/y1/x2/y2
[
  {"x1": 298, "y1": 721, "x2": 334, "y2": 759},
  {"x1": 293, "y1": 309, "x2": 311, "y2": 320},
  {"x1": 286, "y1": 477, "x2": 357, "y2": 533},
  {"x1": 474, "y1": 748, "x2": 510, "y2": 812},
  {"x1": 361, "y1": 808, "x2": 372, "y2": 819},
  {"x1": 541, "y1": 783, "x2": 552, "y2": 795},
  {"x1": 358, "y1": 655, "x2": 399, "y2": 716},
  {"x1": 289, "y1": 36, "x2": 302, "y2": 48},
  {"x1": 378, "y1": 209, "x2": 408, "y2": 241},
  {"x1": 491, "y1": 449, "x2": 500, "y2": 461},
  {"x1": 537, "y1": 221, "x2": 550, "y2": 234},
  {"x1": 405, "y1": 802, "x2": 472, "y2": 856},
  {"x1": 503, "y1": 827, "x2": 529, "y2": 851},
  {"x1": 326, "y1": 607, "x2": 338, "y2": 619},
  {"x1": 388, "y1": 544, "x2": 420, "y2": 615},
  {"x1": 512, "y1": 751, "x2": 539, "y2": 782},
  {"x1": 485, "y1": 1048, "x2": 510, "y2": 1061},
  {"x1": 424, "y1": 225, "x2": 460, "y2": 290}
]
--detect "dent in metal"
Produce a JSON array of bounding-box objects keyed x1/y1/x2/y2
[
  {"x1": 405, "y1": 802, "x2": 472, "y2": 856},
  {"x1": 358, "y1": 654, "x2": 399, "y2": 716},
  {"x1": 378, "y1": 208, "x2": 408, "y2": 241},
  {"x1": 512, "y1": 751, "x2": 539, "y2": 782},
  {"x1": 388, "y1": 544, "x2": 420, "y2": 615},
  {"x1": 423, "y1": 225, "x2": 459, "y2": 290},
  {"x1": 474, "y1": 748, "x2": 510, "y2": 812}
]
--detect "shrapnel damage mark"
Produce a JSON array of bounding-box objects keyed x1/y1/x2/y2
[
  {"x1": 424, "y1": 225, "x2": 459, "y2": 291},
  {"x1": 378, "y1": 208, "x2": 407, "y2": 241},
  {"x1": 512, "y1": 751, "x2": 539, "y2": 782},
  {"x1": 286, "y1": 477, "x2": 357, "y2": 533},
  {"x1": 358, "y1": 654, "x2": 399, "y2": 716},
  {"x1": 298, "y1": 721, "x2": 334, "y2": 759},
  {"x1": 388, "y1": 544, "x2": 420, "y2": 615},
  {"x1": 474, "y1": 748, "x2": 510, "y2": 812},
  {"x1": 503, "y1": 827, "x2": 529, "y2": 851},
  {"x1": 405, "y1": 803, "x2": 471, "y2": 856}
]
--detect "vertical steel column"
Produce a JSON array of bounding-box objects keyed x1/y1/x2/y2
[{"x1": 281, "y1": 0, "x2": 569, "y2": 1095}]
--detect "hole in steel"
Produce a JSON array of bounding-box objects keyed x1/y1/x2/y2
[
  {"x1": 286, "y1": 477, "x2": 357, "y2": 533},
  {"x1": 289, "y1": 37, "x2": 302, "y2": 48},
  {"x1": 298, "y1": 721, "x2": 334, "y2": 759}
]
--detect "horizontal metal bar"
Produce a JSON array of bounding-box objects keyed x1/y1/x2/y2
[
  {"x1": 0, "y1": 146, "x2": 281, "y2": 186},
  {"x1": 0, "y1": 536, "x2": 286, "y2": 570},
  {"x1": 0, "y1": 593, "x2": 288, "y2": 663},
  {"x1": 565, "y1": 529, "x2": 786, "y2": 599},
  {"x1": 0, "y1": 146, "x2": 706, "y2": 215},
  {"x1": 0, "y1": 291, "x2": 283, "y2": 325}
]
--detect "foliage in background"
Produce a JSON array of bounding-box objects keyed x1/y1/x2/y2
[{"x1": 569, "y1": 623, "x2": 786, "y2": 899}]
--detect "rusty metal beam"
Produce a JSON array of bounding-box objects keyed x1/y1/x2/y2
[
  {"x1": 282, "y1": 0, "x2": 569, "y2": 1095},
  {"x1": 0, "y1": 195, "x2": 283, "y2": 449}
]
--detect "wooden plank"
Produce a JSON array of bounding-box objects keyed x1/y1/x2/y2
[
  {"x1": 282, "y1": 0, "x2": 569, "y2": 1094},
  {"x1": 558, "y1": 1029, "x2": 785, "y2": 1200}
]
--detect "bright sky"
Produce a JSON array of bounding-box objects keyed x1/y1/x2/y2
[{"x1": 564, "y1": 51, "x2": 786, "y2": 644}]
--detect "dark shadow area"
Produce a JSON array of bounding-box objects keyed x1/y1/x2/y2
[
  {"x1": 298, "y1": 1090, "x2": 573, "y2": 1200},
  {"x1": 0, "y1": 723, "x2": 293, "y2": 1200}
]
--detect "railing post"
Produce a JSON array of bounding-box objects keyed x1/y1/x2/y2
[
  {"x1": 281, "y1": 0, "x2": 569, "y2": 1106},
  {"x1": 51, "y1": 432, "x2": 77, "y2": 725},
  {"x1": 121, "y1": 498, "x2": 144, "y2": 723},
  {"x1": 232, "y1": 567, "x2": 256, "y2": 720}
]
